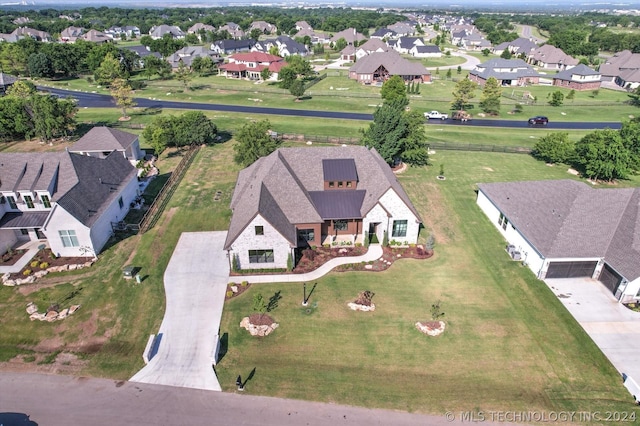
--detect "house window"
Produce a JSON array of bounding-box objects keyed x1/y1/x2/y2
[
  {"x1": 334, "y1": 220, "x2": 348, "y2": 231},
  {"x1": 6, "y1": 196, "x2": 17, "y2": 209},
  {"x1": 59, "y1": 230, "x2": 79, "y2": 248},
  {"x1": 338, "y1": 181, "x2": 343, "y2": 188},
  {"x1": 23, "y1": 195, "x2": 34, "y2": 209},
  {"x1": 298, "y1": 229, "x2": 315, "y2": 242},
  {"x1": 255, "y1": 226, "x2": 264, "y2": 236},
  {"x1": 498, "y1": 213, "x2": 505, "y2": 227},
  {"x1": 329, "y1": 181, "x2": 335, "y2": 188},
  {"x1": 502, "y1": 216, "x2": 509, "y2": 230},
  {"x1": 41, "y1": 194, "x2": 51, "y2": 208},
  {"x1": 118, "y1": 196, "x2": 124, "y2": 209},
  {"x1": 392, "y1": 220, "x2": 408, "y2": 237},
  {"x1": 346, "y1": 181, "x2": 352, "y2": 188},
  {"x1": 20, "y1": 228, "x2": 28, "y2": 235},
  {"x1": 248, "y1": 249, "x2": 274, "y2": 263}
]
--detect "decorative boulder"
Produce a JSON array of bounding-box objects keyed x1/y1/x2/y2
[
  {"x1": 415, "y1": 321, "x2": 446, "y2": 337},
  {"x1": 240, "y1": 314, "x2": 279, "y2": 337},
  {"x1": 26, "y1": 303, "x2": 38, "y2": 315},
  {"x1": 348, "y1": 302, "x2": 376, "y2": 312}
]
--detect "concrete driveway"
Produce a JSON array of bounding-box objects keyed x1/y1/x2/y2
[
  {"x1": 545, "y1": 278, "x2": 640, "y2": 383},
  {"x1": 130, "y1": 231, "x2": 229, "y2": 391}
]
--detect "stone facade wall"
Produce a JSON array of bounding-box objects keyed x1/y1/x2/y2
[
  {"x1": 229, "y1": 214, "x2": 292, "y2": 270},
  {"x1": 376, "y1": 188, "x2": 420, "y2": 244}
]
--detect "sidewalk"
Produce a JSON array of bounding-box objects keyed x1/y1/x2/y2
[
  {"x1": 236, "y1": 244, "x2": 383, "y2": 284},
  {"x1": 0, "y1": 241, "x2": 47, "y2": 274}
]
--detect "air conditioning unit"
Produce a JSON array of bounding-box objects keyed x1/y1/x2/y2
[
  {"x1": 511, "y1": 251, "x2": 522, "y2": 261},
  {"x1": 506, "y1": 244, "x2": 516, "y2": 255}
]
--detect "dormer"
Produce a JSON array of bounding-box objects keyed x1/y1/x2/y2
[{"x1": 322, "y1": 158, "x2": 358, "y2": 190}]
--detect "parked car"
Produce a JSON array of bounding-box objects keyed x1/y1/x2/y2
[
  {"x1": 425, "y1": 111, "x2": 448, "y2": 120},
  {"x1": 452, "y1": 110, "x2": 471, "y2": 122},
  {"x1": 528, "y1": 116, "x2": 549, "y2": 126}
]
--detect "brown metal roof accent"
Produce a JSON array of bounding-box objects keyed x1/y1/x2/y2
[
  {"x1": 308, "y1": 190, "x2": 365, "y2": 220},
  {"x1": 322, "y1": 159, "x2": 357, "y2": 182}
]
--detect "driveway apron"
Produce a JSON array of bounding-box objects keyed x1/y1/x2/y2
[
  {"x1": 545, "y1": 278, "x2": 640, "y2": 384},
  {"x1": 130, "y1": 231, "x2": 229, "y2": 391}
]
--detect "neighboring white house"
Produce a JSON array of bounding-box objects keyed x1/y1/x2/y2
[
  {"x1": 0, "y1": 151, "x2": 138, "y2": 258},
  {"x1": 70, "y1": 126, "x2": 145, "y2": 166},
  {"x1": 477, "y1": 180, "x2": 640, "y2": 303},
  {"x1": 224, "y1": 146, "x2": 422, "y2": 271}
]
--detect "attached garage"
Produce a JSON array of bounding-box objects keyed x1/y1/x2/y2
[
  {"x1": 599, "y1": 263, "x2": 623, "y2": 294},
  {"x1": 545, "y1": 261, "x2": 598, "y2": 279}
]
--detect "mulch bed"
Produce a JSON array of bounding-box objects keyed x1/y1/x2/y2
[
  {"x1": 334, "y1": 245, "x2": 433, "y2": 273},
  {"x1": 293, "y1": 246, "x2": 367, "y2": 274},
  {"x1": 0, "y1": 249, "x2": 27, "y2": 266},
  {"x1": 248, "y1": 313, "x2": 274, "y2": 326},
  {"x1": 9, "y1": 249, "x2": 89, "y2": 280},
  {"x1": 225, "y1": 281, "x2": 251, "y2": 300}
]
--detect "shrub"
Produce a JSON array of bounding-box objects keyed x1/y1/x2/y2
[
  {"x1": 241, "y1": 281, "x2": 248, "y2": 287},
  {"x1": 39, "y1": 262, "x2": 49, "y2": 269},
  {"x1": 30, "y1": 260, "x2": 39, "y2": 268},
  {"x1": 287, "y1": 252, "x2": 293, "y2": 271},
  {"x1": 431, "y1": 300, "x2": 445, "y2": 321},
  {"x1": 226, "y1": 291, "x2": 233, "y2": 298},
  {"x1": 303, "y1": 249, "x2": 316, "y2": 261},
  {"x1": 23, "y1": 269, "x2": 31, "y2": 276},
  {"x1": 322, "y1": 244, "x2": 330, "y2": 248},
  {"x1": 355, "y1": 242, "x2": 362, "y2": 247}
]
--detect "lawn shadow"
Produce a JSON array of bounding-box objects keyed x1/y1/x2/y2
[
  {"x1": 267, "y1": 291, "x2": 282, "y2": 312},
  {"x1": 214, "y1": 130, "x2": 233, "y2": 144}
]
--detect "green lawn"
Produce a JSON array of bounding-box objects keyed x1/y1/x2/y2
[{"x1": 215, "y1": 149, "x2": 637, "y2": 415}]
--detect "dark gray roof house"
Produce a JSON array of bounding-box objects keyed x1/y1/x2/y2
[
  {"x1": 0, "y1": 72, "x2": 19, "y2": 95},
  {"x1": 469, "y1": 58, "x2": 541, "y2": 86},
  {"x1": 224, "y1": 146, "x2": 422, "y2": 270},
  {"x1": 70, "y1": 126, "x2": 145, "y2": 164},
  {"x1": 477, "y1": 180, "x2": 640, "y2": 303}
]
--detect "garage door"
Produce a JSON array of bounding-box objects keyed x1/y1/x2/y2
[
  {"x1": 545, "y1": 261, "x2": 598, "y2": 279},
  {"x1": 599, "y1": 264, "x2": 623, "y2": 294}
]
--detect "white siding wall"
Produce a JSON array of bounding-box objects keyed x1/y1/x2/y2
[
  {"x1": 229, "y1": 214, "x2": 292, "y2": 270},
  {"x1": 620, "y1": 277, "x2": 640, "y2": 303},
  {"x1": 377, "y1": 188, "x2": 420, "y2": 244},
  {"x1": 476, "y1": 189, "x2": 545, "y2": 277},
  {"x1": 44, "y1": 205, "x2": 92, "y2": 257},
  {"x1": 89, "y1": 175, "x2": 139, "y2": 254}
]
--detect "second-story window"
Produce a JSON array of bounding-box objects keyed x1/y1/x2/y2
[
  {"x1": 41, "y1": 194, "x2": 51, "y2": 208},
  {"x1": 6, "y1": 196, "x2": 17, "y2": 209},
  {"x1": 24, "y1": 195, "x2": 35, "y2": 209}
]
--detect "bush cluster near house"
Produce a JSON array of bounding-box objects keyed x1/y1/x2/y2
[{"x1": 142, "y1": 111, "x2": 218, "y2": 154}]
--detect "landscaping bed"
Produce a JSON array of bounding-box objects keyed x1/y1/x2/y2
[
  {"x1": 8, "y1": 249, "x2": 90, "y2": 280},
  {"x1": 293, "y1": 245, "x2": 367, "y2": 274},
  {"x1": 0, "y1": 249, "x2": 28, "y2": 266},
  {"x1": 334, "y1": 245, "x2": 433, "y2": 272}
]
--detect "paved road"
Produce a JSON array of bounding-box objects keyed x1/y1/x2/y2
[
  {"x1": 130, "y1": 231, "x2": 229, "y2": 391},
  {"x1": 43, "y1": 86, "x2": 622, "y2": 130},
  {"x1": 0, "y1": 372, "x2": 516, "y2": 426}
]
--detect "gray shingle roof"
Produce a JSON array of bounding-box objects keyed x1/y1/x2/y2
[
  {"x1": 225, "y1": 146, "x2": 422, "y2": 250},
  {"x1": 71, "y1": 127, "x2": 138, "y2": 153},
  {"x1": 478, "y1": 180, "x2": 640, "y2": 280},
  {"x1": 554, "y1": 64, "x2": 600, "y2": 81},
  {"x1": 0, "y1": 72, "x2": 18, "y2": 87},
  {"x1": 470, "y1": 58, "x2": 540, "y2": 80}
]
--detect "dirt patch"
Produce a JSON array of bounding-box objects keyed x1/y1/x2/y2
[
  {"x1": 248, "y1": 313, "x2": 274, "y2": 326},
  {"x1": 17, "y1": 272, "x2": 92, "y2": 296},
  {"x1": 0, "y1": 352, "x2": 88, "y2": 375}
]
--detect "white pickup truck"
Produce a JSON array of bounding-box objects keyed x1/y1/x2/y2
[{"x1": 424, "y1": 110, "x2": 449, "y2": 120}]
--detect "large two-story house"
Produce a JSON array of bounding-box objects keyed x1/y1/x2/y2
[
  {"x1": 224, "y1": 146, "x2": 422, "y2": 270},
  {"x1": 0, "y1": 150, "x2": 138, "y2": 258}
]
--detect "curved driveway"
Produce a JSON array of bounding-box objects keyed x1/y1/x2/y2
[{"x1": 130, "y1": 231, "x2": 229, "y2": 391}]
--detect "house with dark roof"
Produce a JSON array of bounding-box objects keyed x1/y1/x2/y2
[
  {"x1": 552, "y1": 64, "x2": 601, "y2": 91},
  {"x1": 349, "y1": 51, "x2": 431, "y2": 84},
  {"x1": 60, "y1": 26, "x2": 84, "y2": 43},
  {"x1": 371, "y1": 28, "x2": 396, "y2": 40},
  {"x1": 477, "y1": 180, "x2": 640, "y2": 303},
  {"x1": 149, "y1": 25, "x2": 185, "y2": 40},
  {"x1": 211, "y1": 39, "x2": 256, "y2": 55},
  {"x1": 0, "y1": 72, "x2": 19, "y2": 96},
  {"x1": 410, "y1": 45, "x2": 442, "y2": 58},
  {"x1": 105, "y1": 25, "x2": 140, "y2": 39},
  {"x1": 469, "y1": 58, "x2": 541, "y2": 86},
  {"x1": 69, "y1": 126, "x2": 145, "y2": 165},
  {"x1": 355, "y1": 38, "x2": 389, "y2": 60},
  {"x1": 224, "y1": 146, "x2": 422, "y2": 270},
  {"x1": 253, "y1": 36, "x2": 308, "y2": 57},
  {"x1": 0, "y1": 150, "x2": 138, "y2": 258},
  {"x1": 492, "y1": 37, "x2": 538, "y2": 58},
  {"x1": 165, "y1": 46, "x2": 222, "y2": 70},
  {"x1": 391, "y1": 36, "x2": 424, "y2": 54}
]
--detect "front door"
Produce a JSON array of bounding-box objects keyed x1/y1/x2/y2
[
  {"x1": 368, "y1": 222, "x2": 379, "y2": 243},
  {"x1": 35, "y1": 228, "x2": 46, "y2": 240}
]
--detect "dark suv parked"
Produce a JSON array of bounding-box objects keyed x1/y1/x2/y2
[{"x1": 528, "y1": 116, "x2": 549, "y2": 126}]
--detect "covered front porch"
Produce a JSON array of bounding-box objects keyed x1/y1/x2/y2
[{"x1": 0, "y1": 211, "x2": 49, "y2": 256}]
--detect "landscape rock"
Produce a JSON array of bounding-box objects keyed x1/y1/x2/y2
[
  {"x1": 230, "y1": 285, "x2": 238, "y2": 293},
  {"x1": 29, "y1": 312, "x2": 45, "y2": 321},
  {"x1": 3, "y1": 279, "x2": 15, "y2": 287},
  {"x1": 364, "y1": 264, "x2": 373, "y2": 270},
  {"x1": 415, "y1": 320, "x2": 446, "y2": 336},
  {"x1": 45, "y1": 310, "x2": 59, "y2": 322},
  {"x1": 240, "y1": 316, "x2": 279, "y2": 337},
  {"x1": 34, "y1": 270, "x2": 48, "y2": 278},
  {"x1": 26, "y1": 302, "x2": 38, "y2": 315},
  {"x1": 58, "y1": 308, "x2": 69, "y2": 319},
  {"x1": 84, "y1": 261, "x2": 94, "y2": 268},
  {"x1": 348, "y1": 302, "x2": 376, "y2": 312},
  {"x1": 68, "y1": 305, "x2": 81, "y2": 315},
  {"x1": 338, "y1": 248, "x2": 348, "y2": 254},
  {"x1": 2, "y1": 273, "x2": 10, "y2": 282},
  {"x1": 68, "y1": 264, "x2": 78, "y2": 271}
]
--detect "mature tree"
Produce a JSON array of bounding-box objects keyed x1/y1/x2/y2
[
  {"x1": 334, "y1": 37, "x2": 347, "y2": 51},
  {"x1": 191, "y1": 56, "x2": 216, "y2": 76},
  {"x1": 142, "y1": 116, "x2": 174, "y2": 155},
  {"x1": 250, "y1": 28, "x2": 263, "y2": 40},
  {"x1": 500, "y1": 49, "x2": 512, "y2": 59},
  {"x1": 566, "y1": 89, "x2": 576, "y2": 102},
  {"x1": 481, "y1": 48, "x2": 490, "y2": 56},
  {"x1": 28, "y1": 95, "x2": 77, "y2": 143},
  {"x1": 289, "y1": 78, "x2": 306, "y2": 100},
  {"x1": 548, "y1": 90, "x2": 564, "y2": 107},
  {"x1": 5, "y1": 80, "x2": 36, "y2": 99},
  {"x1": 380, "y1": 75, "x2": 407, "y2": 103},
  {"x1": 260, "y1": 68, "x2": 272, "y2": 81},
  {"x1": 532, "y1": 132, "x2": 576, "y2": 164},
  {"x1": 150, "y1": 33, "x2": 187, "y2": 57},
  {"x1": 174, "y1": 111, "x2": 218, "y2": 146},
  {"x1": 85, "y1": 43, "x2": 121, "y2": 72},
  {"x1": 400, "y1": 110, "x2": 429, "y2": 166},
  {"x1": 233, "y1": 119, "x2": 280, "y2": 167},
  {"x1": 479, "y1": 77, "x2": 502, "y2": 115},
  {"x1": 40, "y1": 43, "x2": 80, "y2": 77},
  {"x1": 618, "y1": 120, "x2": 640, "y2": 171},
  {"x1": 278, "y1": 66, "x2": 297, "y2": 89},
  {"x1": 628, "y1": 85, "x2": 640, "y2": 106},
  {"x1": 268, "y1": 45, "x2": 279, "y2": 56},
  {"x1": 174, "y1": 61, "x2": 193, "y2": 90},
  {"x1": 284, "y1": 55, "x2": 314, "y2": 77},
  {"x1": 451, "y1": 78, "x2": 477, "y2": 111},
  {"x1": 575, "y1": 129, "x2": 633, "y2": 181},
  {"x1": 94, "y1": 53, "x2": 127, "y2": 86},
  {"x1": 28, "y1": 52, "x2": 55, "y2": 78},
  {"x1": 0, "y1": 97, "x2": 32, "y2": 141},
  {"x1": 110, "y1": 78, "x2": 136, "y2": 119},
  {"x1": 142, "y1": 55, "x2": 171, "y2": 80}
]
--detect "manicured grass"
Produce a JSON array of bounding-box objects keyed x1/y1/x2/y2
[{"x1": 216, "y1": 150, "x2": 636, "y2": 414}]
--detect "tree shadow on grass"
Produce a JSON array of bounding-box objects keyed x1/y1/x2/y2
[{"x1": 267, "y1": 291, "x2": 282, "y2": 312}]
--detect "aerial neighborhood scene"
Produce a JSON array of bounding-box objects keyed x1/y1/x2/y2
[{"x1": 2, "y1": 0, "x2": 640, "y2": 423}]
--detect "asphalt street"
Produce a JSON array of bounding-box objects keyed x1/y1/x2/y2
[
  {"x1": 0, "y1": 372, "x2": 517, "y2": 426},
  {"x1": 43, "y1": 86, "x2": 622, "y2": 130}
]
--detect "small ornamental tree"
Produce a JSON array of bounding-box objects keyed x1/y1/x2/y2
[
  {"x1": 430, "y1": 300, "x2": 445, "y2": 321},
  {"x1": 110, "y1": 78, "x2": 136, "y2": 120},
  {"x1": 548, "y1": 90, "x2": 564, "y2": 107},
  {"x1": 532, "y1": 132, "x2": 575, "y2": 164}
]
